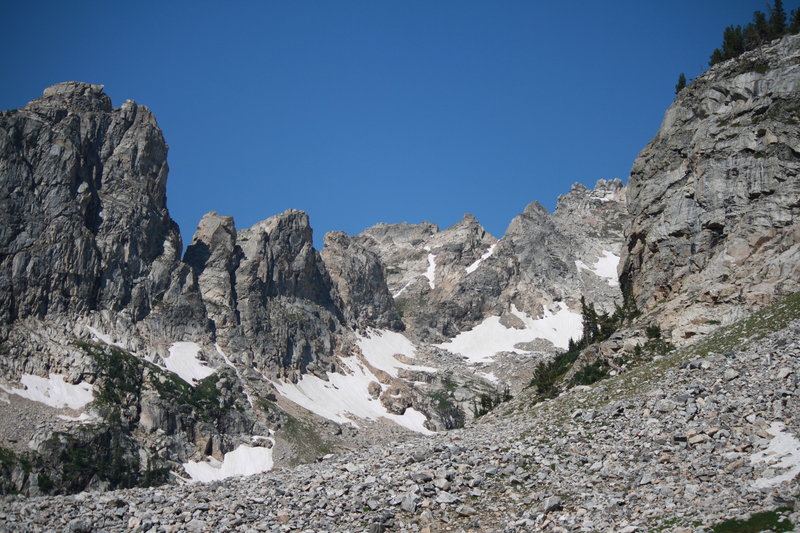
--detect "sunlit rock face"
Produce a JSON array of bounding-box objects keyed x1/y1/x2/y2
[
  {"x1": 355, "y1": 179, "x2": 629, "y2": 343},
  {"x1": 621, "y1": 34, "x2": 800, "y2": 340}
]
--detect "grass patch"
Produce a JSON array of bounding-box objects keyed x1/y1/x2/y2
[
  {"x1": 711, "y1": 507, "x2": 794, "y2": 533},
  {"x1": 282, "y1": 416, "x2": 333, "y2": 462}
]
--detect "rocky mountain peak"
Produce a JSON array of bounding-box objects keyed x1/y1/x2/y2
[{"x1": 28, "y1": 81, "x2": 113, "y2": 113}]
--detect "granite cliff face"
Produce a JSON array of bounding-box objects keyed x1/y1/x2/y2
[
  {"x1": 621, "y1": 34, "x2": 800, "y2": 341},
  {"x1": 0, "y1": 82, "x2": 206, "y2": 339}
]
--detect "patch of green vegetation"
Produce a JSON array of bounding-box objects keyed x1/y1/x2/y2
[
  {"x1": 36, "y1": 472, "x2": 54, "y2": 492},
  {"x1": 737, "y1": 58, "x2": 770, "y2": 75},
  {"x1": 78, "y1": 340, "x2": 233, "y2": 423},
  {"x1": 470, "y1": 388, "x2": 512, "y2": 418},
  {"x1": 0, "y1": 447, "x2": 32, "y2": 473},
  {"x1": 711, "y1": 507, "x2": 794, "y2": 533},
  {"x1": 706, "y1": 319, "x2": 722, "y2": 325},
  {"x1": 530, "y1": 294, "x2": 640, "y2": 399},
  {"x1": 282, "y1": 415, "x2": 332, "y2": 461},
  {"x1": 648, "y1": 517, "x2": 681, "y2": 532},
  {"x1": 83, "y1": 342, "x2": 144, "y2": 407},
  {"x1": 442, "y1": 376, "x2": 457, "y2": 392},
  {"x1": 570, "y1": 360, "x2": 610, "y2": 386},
  {"x1": 591, "y1": 291, "x2": 800, "y2": 407},
  {"x1": 430, "y1": 391, "x2": 453, "y2": 411},
  {"x1": 41, "y1": 429, "x2": 143, "y2": 494},
  {"x1": 429, "y1": 388, "x2": 465, "y2": 429}
]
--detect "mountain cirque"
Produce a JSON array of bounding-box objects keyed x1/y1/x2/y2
[{"x1": 0, "y1": 31, "x2": 799, "y2": 533}]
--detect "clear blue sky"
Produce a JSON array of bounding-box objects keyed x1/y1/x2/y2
[{"x1": 1, "y1": 1, "x2": 790, "y2": 247}]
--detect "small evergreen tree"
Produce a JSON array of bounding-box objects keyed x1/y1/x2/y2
[
  {"x1": 744, "y1": 11, "x2": 771, "y2": 48},
  {"x1": 790, "y1": 8, "x2": 800, "y2": 33},
  {"x1": 580, "y1": 296, "x2": 599, "y2": 345},
  {"x1": 675, "y1": 72, "x2": 687, "y2": 94},
  {"x1": 770, "y1": 0, "x2": 787, "y2": 37}
]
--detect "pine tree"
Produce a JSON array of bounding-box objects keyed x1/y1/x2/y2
[
  {"x1": 770, "y1": 0, "x2": 787, "y2": 37},
  {"x1": 580, "y1": 296, "x2": 599, "y2": 345},
  {"x1": 723, "y1": 24, "x2": 746, "y2": 56},
  {"x1": 790, "y1": 8, "x2": 800, "y2": 33},
  {"x1": 675, "y1": 72, "x2": 687, "y2": 94},
  {"x1": 709, "y1": 48, "x2": 725, "y2": 66},
  {"x1": 745, "y1": 11, "x2": 771, "y2": 48}
]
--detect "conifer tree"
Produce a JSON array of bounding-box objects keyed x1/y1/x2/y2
[
  {"x1": 675, "y1": 73, "x2": 687, "y2": 94},
  {"x1": 745, "y1": 11, "x2": 771, "y2": 48},
  {"x1": 770, "y1": 0, "x2": 787, "y2": 36},
  {"x1": 790, "y1": 8, "x2": 800, "y2": 33}
]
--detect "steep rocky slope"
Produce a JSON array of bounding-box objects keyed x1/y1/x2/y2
[
  {"x1": 621, "y1": 34, "x2": 800, "y2": 342},
  {"x1": 4, "y1": 291, "x2": 800, "y2": 532}
]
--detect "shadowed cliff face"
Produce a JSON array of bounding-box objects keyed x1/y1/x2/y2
[
  {"x1": 621, "y1": 34, "x2": 800, "y2": 340},
  {"x1": 0, "y1": 81, "x2": 200, "y2": 327}
]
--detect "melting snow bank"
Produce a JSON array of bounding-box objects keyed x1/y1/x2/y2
[
  {"x1": 465, "y1": 243, "x2": 497, "y2": 274},
  {"x1": 356, "y1": 329, "x2": 436, "y2": 377},
  {"x1": 575, "y1": 250, "x2": 620, "y2": 287},
  {"x1": 751, "y1": 422, "x2": 800, "y2": 488},
  {"x1": 423, "y1": 246, "x2": 436, "y2": 289},
  {"x1": 0, "y1": 373, "x2": 93, "y2": 410},
  {"x1": 164, "y1": 342, "x2": 215, "y2": 386},
  {"x1": 183, "y1": 444, "x2": 274, "y2": 482},
  {"x1": 436, "y1": 303, "x2": 582, "y2": 364},
  {"x1": 273, "y1": 357, "x2": 433, "y2": 434}
]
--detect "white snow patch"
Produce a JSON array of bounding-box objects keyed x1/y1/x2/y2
[
  {"x1": 57, "y1": 412, "x2": 97, "y2": 423},
  {"x1": 0, "y1": 374, "x2": 93, "y2": 410},
  {"x1": 85, "y1": 326, "x2": 126, "y2": 349},
  {"x1": 424, "y1": 248, "x2": 436, "y2": 289},
  {"x1": 465, "y1": 244, "x2": 497, "y2": 274},
  {"x1": 393, "y1": 281, "x2": 413, "y2": 299},
  {"x1": 751, "y1": 422, "x2": 800, "y2": 488},
  {"x1": 272, "y1": 357, "x2": 433, "y2": 434},
  {"x1": 356, "y1": 329, "x2": 435, "y2": 378},
  {"x1": 183, "y1": 444, "x2": 274, "y2": 483},
  {"x1": 436, "y1": 303, "x2": 582, "y2": 364},
  {"x1": 164, "y1": 342, "x2": 215, "y2": 386},
  {"x1": 575, "y1": 250, "x2": 620, "y2": 287}
]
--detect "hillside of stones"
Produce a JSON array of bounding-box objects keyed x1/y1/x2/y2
[
  {"x1": 0, "y1": 30, "x2": 798, "y2": 502},
  {"x1": 4, "y1": 291, "x2": 800, "y2": 532}
]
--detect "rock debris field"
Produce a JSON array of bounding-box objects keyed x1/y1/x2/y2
[{"x1": 3, "y1": 321, "x2": 800, "y2": 532}]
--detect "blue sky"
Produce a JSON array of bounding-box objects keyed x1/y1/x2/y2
[{"x1": 1, "y1": 1, "x2": 789, "y2": 247}]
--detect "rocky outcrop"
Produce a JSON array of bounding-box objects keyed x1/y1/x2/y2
[
  {"x1": 183, "y1": 212, "x2": 240, "y2": 336},
  {"x1": 320, "y1": 231, "x2": 403, "y2": 332},
  {"x1": 621, "y1": 34, "x2": 800, "y2": 340},
  {"x1": 357, "y1": 179, "x2": 629, "y2": 343},
  {"x1": 0, "y1": 82, "x2": 204, "y2": 334},
  {"x1": 184, "y1": 210, "x2": 345, "y2": 380}
]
